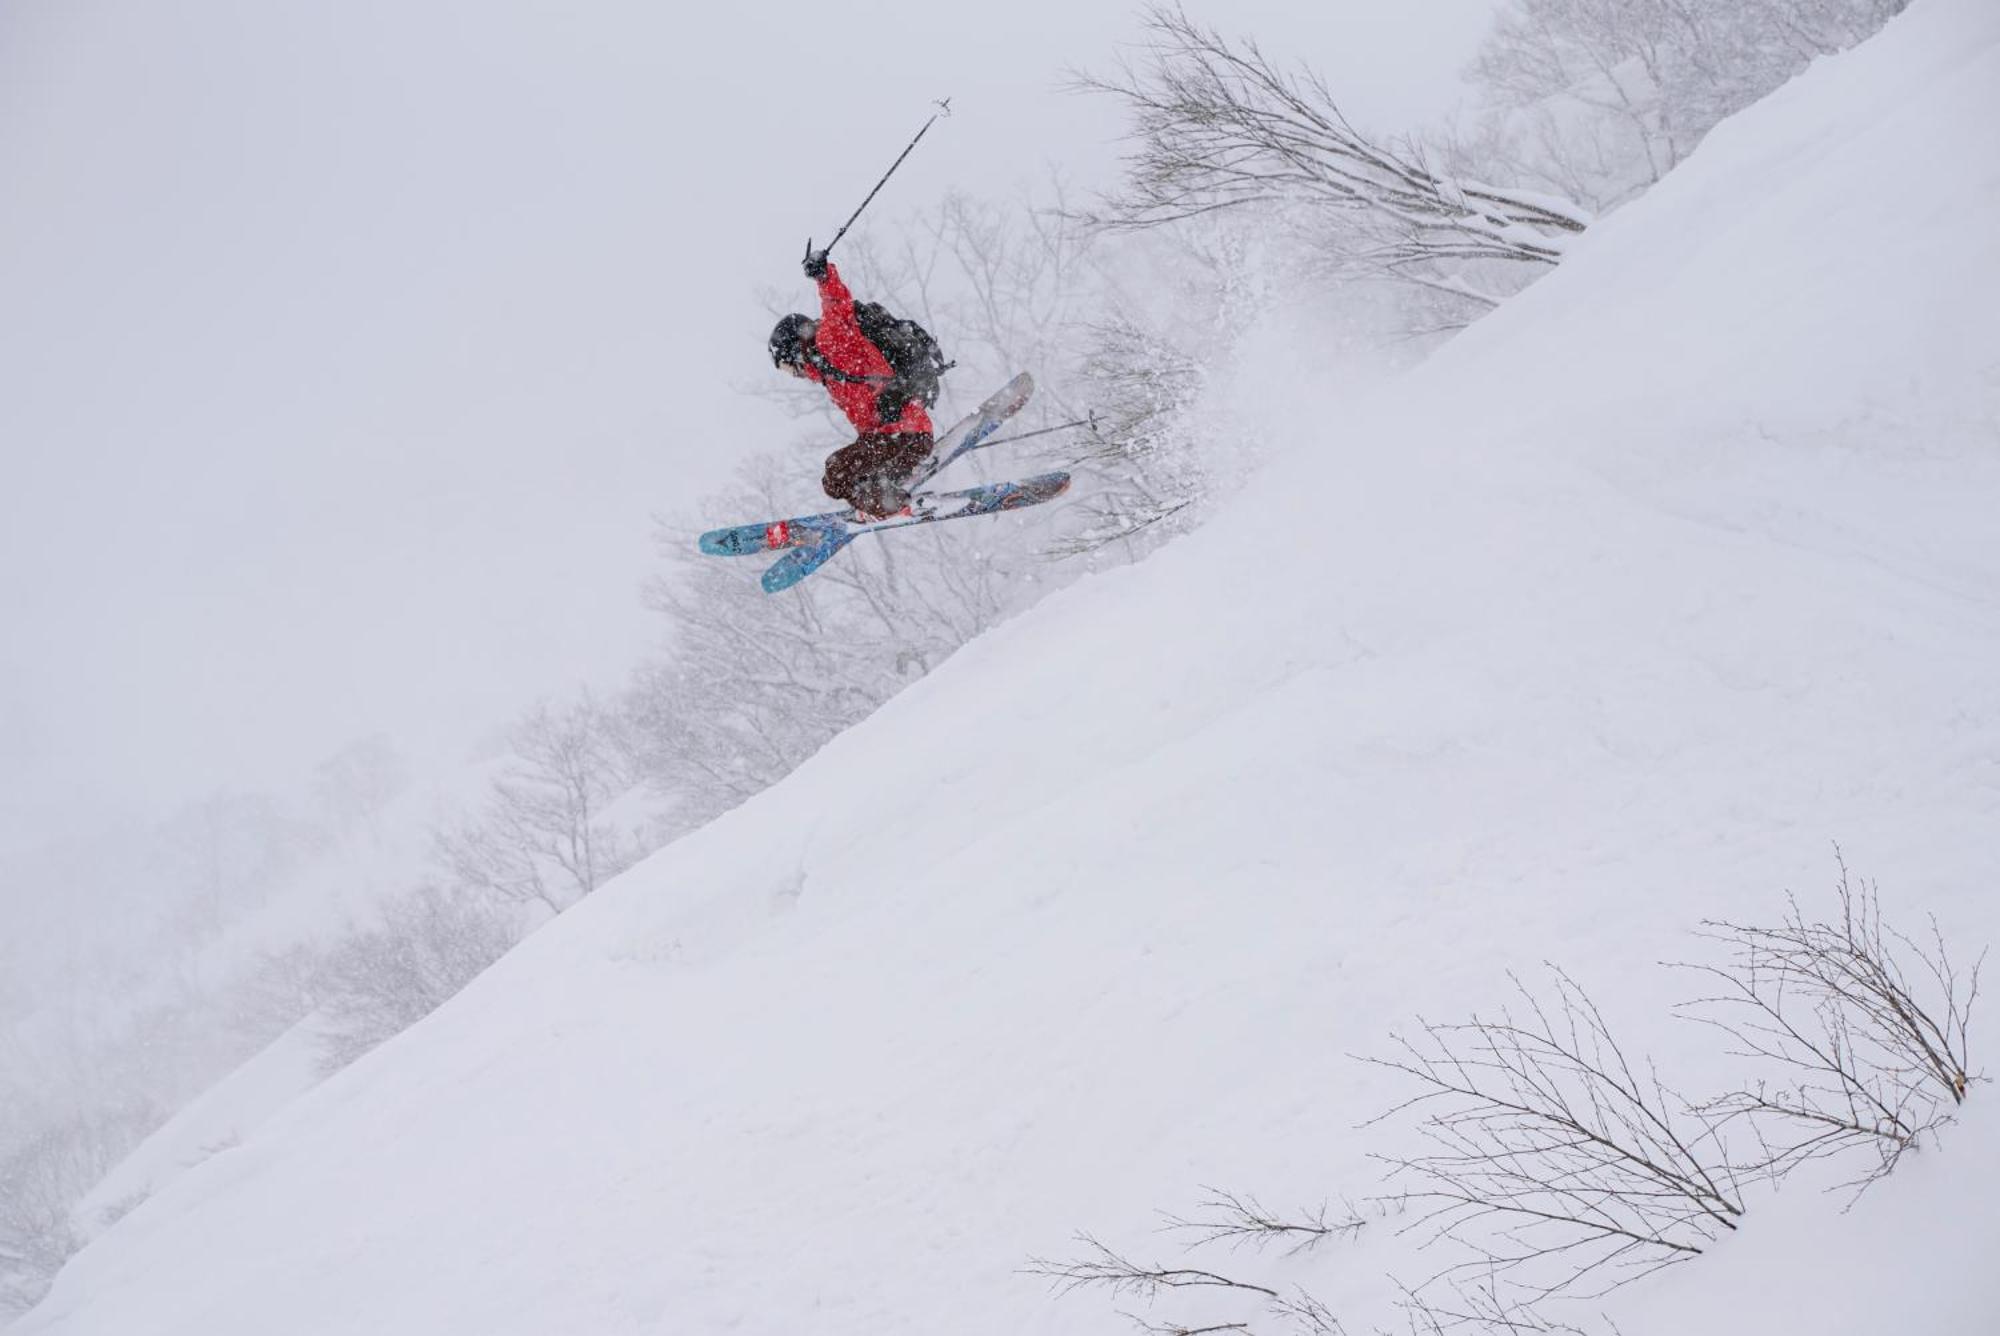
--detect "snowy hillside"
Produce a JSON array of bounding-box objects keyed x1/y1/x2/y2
[{"x1": 19, "y1": 0, "x2": 2000, "y2": 1332}]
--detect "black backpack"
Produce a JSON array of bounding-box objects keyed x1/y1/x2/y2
[{"x1": 853, "y1": 301, "x2": 952, "y2": 421}]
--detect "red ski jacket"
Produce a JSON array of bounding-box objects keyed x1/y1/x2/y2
[{"x1": 803, "y1": 262, "x2": 934, "y2": 438}]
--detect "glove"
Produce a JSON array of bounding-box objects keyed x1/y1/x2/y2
[{"x1": 802, "y1": 245, "x2": 830, "y2": 281}]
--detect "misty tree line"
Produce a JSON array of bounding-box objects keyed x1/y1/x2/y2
[{"x1": 2, "y1": 0, "x2": 1910, "y2": 1319}]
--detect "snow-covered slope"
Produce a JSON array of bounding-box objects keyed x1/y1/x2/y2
[{"x1": 20, "y1": 1, "x2": 2000, "y2": 1332}]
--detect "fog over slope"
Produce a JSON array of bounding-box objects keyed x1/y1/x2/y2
[{"x1": 17, "y1": 0, "x2": 2000, "y2": 1332}]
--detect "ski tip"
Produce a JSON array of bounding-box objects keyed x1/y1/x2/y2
[
  {"x1": 698, "y1": 531, "x2": 748, "y2": 556},
  {"x1": 1004, "y1": 370, "x2": 1034, "y2": 412},
  {"x1": 1018, "y1": 469, "x2": 1071, "y2": 498},
  {"x1": 760, "y1": 530, "x2": 855, "y2": 593}
]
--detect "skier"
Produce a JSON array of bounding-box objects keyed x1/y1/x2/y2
[{"x1": 768, "y1": 248, "x2": 937, "y2": 520}]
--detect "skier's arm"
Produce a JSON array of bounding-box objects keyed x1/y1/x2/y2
[
  {"x1": 815, "y1": 261, "x2": 855, "y2": 322},
  {"x1": 813, "y1": 262, "x2": 876, "y2": 371}
]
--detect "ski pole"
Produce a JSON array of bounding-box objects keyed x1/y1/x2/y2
[
  {"x1": 983, "y1": 414, "x2": 1100, "y2": 449},
  {"x1": 816, "y1": 98, "x2": 953, "y2": 258}
]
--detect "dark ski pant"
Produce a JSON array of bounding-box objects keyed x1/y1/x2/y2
[{"x1": 822, "y1": 430, "x2": 935, "y2": 512}]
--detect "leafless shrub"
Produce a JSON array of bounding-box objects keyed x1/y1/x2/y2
[
  {"x1": 1677, "y1": 857, "x2": 1981, "y2": 1186},
  {"x1": 1362, "y1": 969, "x2": 1742, "y2": 1302}
]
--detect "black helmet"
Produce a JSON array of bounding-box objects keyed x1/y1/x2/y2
[{"x1": 768, "y1": 313, "x2": 817, "y2": 368}]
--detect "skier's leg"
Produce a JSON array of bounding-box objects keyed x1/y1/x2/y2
[
  {"x1": 823, "y1": 432, "x2": 935, "y2": 518},
  {"x1": 822, "y1": 440, "x2": 870, "y2": 506},
  {"x1": 858, "y1": 432, "x2": 938, "y2": 516},
  {"x1": 882, "y1": 431, "x2": 936, "y2": 482},
  {"x1": 823, "y1": 437, "x2": 907, "y2": 514}
]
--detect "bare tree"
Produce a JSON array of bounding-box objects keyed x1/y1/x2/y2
[
  {"x1": 1468, "y1": 0, "x2": 1910, "y2": 212},
  {"x1": 314, "y1": 885, "x2": 518, "y2": 1073},
  {"x1": 1362, "y1": 969, "x2": 1742, "y2": 1302},
  {"x1": 438, "y1": 694, "x2": 640, "y2": 916},
  {"x1": 884, "y1": 188, "x2": 1095, "y2": 394},
  {"x1": 1075, "y1": 5, "x2": 1590, "y2": 324},
  {"x1": 225, "y1": 943, "x2": 330, "y2": 1050},
  {"x1": 0, "y1": 1105, "x2": 158, "y2": 1320},
  {"x1": 1677, "y1": 858, "x2": 1981, "y2": 1186}
]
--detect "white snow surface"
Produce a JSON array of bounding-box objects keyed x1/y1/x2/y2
[{"x1": 20, "y1": 0, "x2": 2000, "y2": 1332}]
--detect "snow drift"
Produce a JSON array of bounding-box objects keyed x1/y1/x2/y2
[{"x1": 19, "y1": 0, "x2": 2000, "y2": 1332}]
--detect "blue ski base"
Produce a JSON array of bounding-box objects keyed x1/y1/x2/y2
[{"x1": 759, "y1": 471, "x2": 1070, "y2": 593}]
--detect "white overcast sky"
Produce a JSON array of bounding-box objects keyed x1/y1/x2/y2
[{"x1": 0, "y1": 0, "x2": 1496, "y2": 856}]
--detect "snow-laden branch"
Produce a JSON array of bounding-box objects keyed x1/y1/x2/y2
[{"x1": 1072, "y1": 5, "x2": 1592, "y2": 318}]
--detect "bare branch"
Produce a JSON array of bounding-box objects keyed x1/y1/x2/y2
[
  {"x1": 1024, "y1": 1235, "x2": 1281, "y2": 1299},
  {"x1": 1164, "y1": 1189, "x2": 1366, "y2": 1255}
]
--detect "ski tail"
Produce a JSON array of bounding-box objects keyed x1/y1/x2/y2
[
  {"x1": 700, "y1": 514, "x2": 840, "y2": 557},
  {"x1": 762, "y1": 530, "x2": 855, "y2": 593}
]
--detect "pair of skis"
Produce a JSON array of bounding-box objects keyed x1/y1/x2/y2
[{"x1": 697, "y1": 372, "x2": 1069, "y2": 593}]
